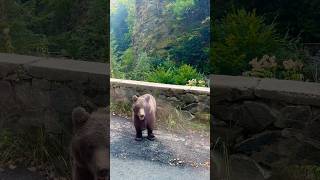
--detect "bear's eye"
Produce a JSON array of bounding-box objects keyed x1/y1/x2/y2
[{"x1": 134, "y1": 107, "x2": 140, "y2": 113}]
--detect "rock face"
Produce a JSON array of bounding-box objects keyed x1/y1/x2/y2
[
  {"x1": 132, "y1": 0, "x2": 210, "y2": 59},
  {"x1": 211, "y1": 75, "x2": 320, "y2": 179},
  {"x1": 0, "y1": 53, "x2": 108, "y2": 135},
  {"x1": 133, "y1": 0, "x2": 171, "y2": 57}
]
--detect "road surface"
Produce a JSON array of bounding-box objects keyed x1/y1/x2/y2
[{"x1": 110, "y1": 115, "x2": 210, "y2": 180}]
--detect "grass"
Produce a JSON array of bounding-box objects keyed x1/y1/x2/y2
[
  {"x1": 212, "y1": 139, "x2": 231, "y2": 180},
  {"x1": 110, "y1": 101, "x2": 210, "y2": 135},
  {"x1": 0, "y1": 127, "x2": 71, "y2": 179},
  {"x1": 110, "y1": 101, "x2": 132, "y2": 117},
  {"x1": 272, "y1": 165, "x2": 320, "y2": 180}
]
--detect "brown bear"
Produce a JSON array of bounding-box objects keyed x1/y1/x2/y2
[
  {"x1": 132, "y1": 94, "x2": 156, "y2": 141},
  {"x1": 71, "y1": 107, "x2": 109, "y2": 180}
]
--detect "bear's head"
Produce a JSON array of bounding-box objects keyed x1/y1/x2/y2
[
  {"x1": 71, "y1": 107, "x2": 109, "y2": 180},
  {"x1": 132, "y1": 95, "x2": 146, "y2": 121}
]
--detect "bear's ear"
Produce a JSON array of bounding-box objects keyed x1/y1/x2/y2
[
  {"x1": 132, "y1": 95, "x2": 139, "y2": 102},
  {"x1": 72, "y1": 107, "x2": 90, "y2": 129}
]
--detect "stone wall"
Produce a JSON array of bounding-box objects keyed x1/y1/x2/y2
[
  {"x1": 211, "y1": 75, "x2": 320, "y2": 179},
  {"x1": 0, "y1": 53, "x2": 108, "y2": 136},
  {"x1": 111, "y1": 78, "x2": 210, "y2": 122}
]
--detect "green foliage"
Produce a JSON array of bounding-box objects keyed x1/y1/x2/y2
[
  {"x1": 128, "y1": 52, "x2": 152, "y2": 81},
  {"x1": 111, "y1": 37, "x2": 125, "y2": 79},
  {"x1": 120, "y1": 47, "x2": 135, "y2": 72},
  {"x1": 111, "y1": 3, "x2": 130, "y2": 53},
  {"x1": 168, "y1": 24, "x2": 210, "y2": 73},
  {"x1": 227, "y1": 0, "x2": 320, "y2": 43},
  {"x1": 166, "y1": 0, "x2": 195, "y2": 17},
  {"x1": 147, "y1": 67, "x2": 176, "y2": 84},
  {"x1": 148, "y1": 63, "x2": 205, "y2": 86},
  {"x1": 0, "y1": 1, "x2": 49, "y2": 55},
  {"x1": 0, "y1": 0, "x2": 108, "y2": 61},
  {"x1": 174, "y1": 64, "x2": 203, "y2": 84},
  {"x1": 212, "y1": 9, "x2": 284, "y2": 75}
]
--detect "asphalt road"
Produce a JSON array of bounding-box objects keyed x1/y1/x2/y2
[{"x1": 110, "y1": 115, "x2": 210, "y2": 180}]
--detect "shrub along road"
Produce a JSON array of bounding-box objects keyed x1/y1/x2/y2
[{"x1": 110, "y1": 115, "x2": 210, "y2": 180}]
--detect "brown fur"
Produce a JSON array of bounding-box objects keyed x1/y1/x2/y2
[
  {"x1": 132, "y1": 94, "x2": 157, "y2": 141},
  {"x1": 71, "y1": 107, "x2": 109, "y2": 180}
]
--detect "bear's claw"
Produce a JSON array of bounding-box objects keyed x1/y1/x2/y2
[
  {"x1": 135, "y1": 137, "x2": 143, "y2": 141},
  {"x1": 147, "y1": 136, "x2": 155, "y2": 141}
]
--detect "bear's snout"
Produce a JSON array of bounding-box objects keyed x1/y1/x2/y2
[
  {"x1": 138, "y1": 108, "x2": 145, "y2": 120},
  {"x1": 139, "y1": 114, "x2": 145, "y2": 120}
]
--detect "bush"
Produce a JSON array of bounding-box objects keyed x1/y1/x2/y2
[
  {"x1": 120, "y1": 47, "x2": 135, "y2": 72},
  {"x1": 112, "y1": 48, "x2": 206, "y2": 86},
  {"x1": 174, "y1": 64, "x2": 203, "y2": 85},
  {"x1": 186, "y1": 79, "x2": 206, "y2": 87},
  {"x1": 244, "y1": 55, "x2": 304, "y2": 81},
  {"x1": 243, "y1": 55, "x2": 278, "y2": 78},
  {"x1": 281, "y1": 59, "x2": 304, "y2": 80},
  {"x1": 147, "y1": 67, "x2": 176, "y2": 84},
  {"x1": 111, "y1": 38, "x2": 125, "y2": 79},
  {"x1": 111, "y1": 55, "x2": 125, "y2": 79},
  {"x1": 148, "y1": 63, "x2": 206, "y2": 86},
  {"x1": 128, "y1": 52, "x2": 152, "y2": 81},
  {"x1": 211, "y1": 9, "x2": 302, "y2": 75}
]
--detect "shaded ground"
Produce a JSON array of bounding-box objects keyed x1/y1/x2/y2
[{"x1": 110, "y1": 115, "x2": 210, "y2": 180}]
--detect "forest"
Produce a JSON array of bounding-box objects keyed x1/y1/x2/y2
[
  {"x1": 0, "y1": 0, "x2": 108, "y2": 62},
  {"x1": 111, "y1": 0, "x2": 210, "y2": 86},
  {"x1": 211, "y1": 0, "x2": 320, "y2": 82}
]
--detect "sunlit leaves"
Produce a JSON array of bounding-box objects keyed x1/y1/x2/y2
[{"x1": 166, "y1": 0, "x2": 195, "y2": 17}]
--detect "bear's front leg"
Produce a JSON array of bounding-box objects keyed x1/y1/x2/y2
[
  {"x1": 147, "y1": 129, "x2": 155, "y2": 141},
  {"x1": 135, "y1": 129, "x2": 143, "y2": 141}
]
